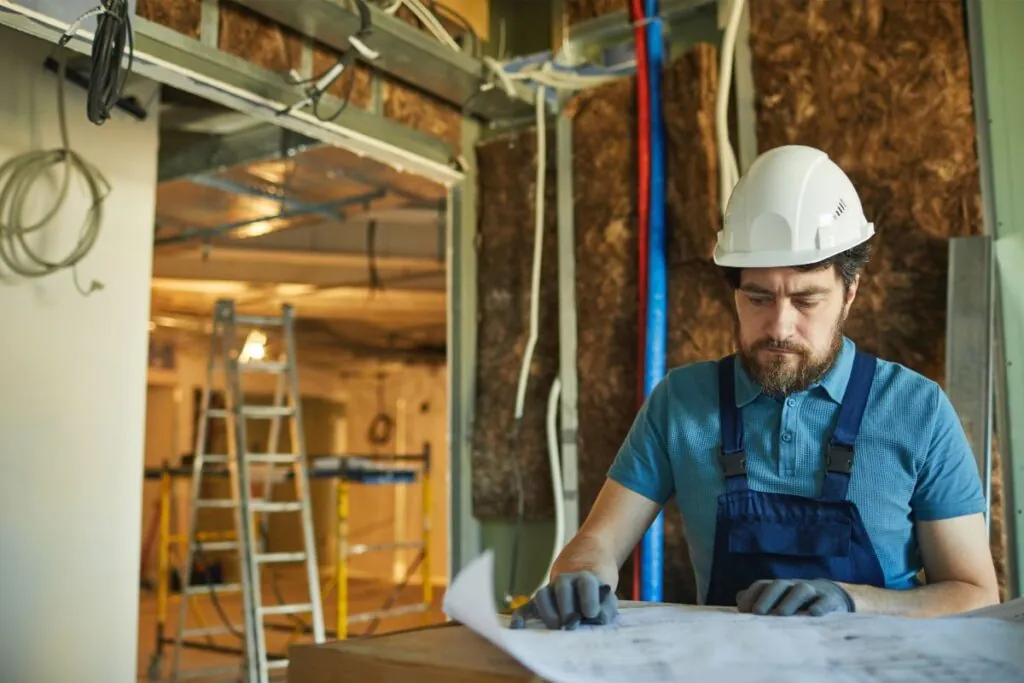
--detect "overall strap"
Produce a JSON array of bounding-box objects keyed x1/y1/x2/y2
[
  {"x1": 821, "y1": 350, "x2": 877, "y2": 501},
  {"x1": 717, "y1": 355, "x2": 748, "y2": 492}
]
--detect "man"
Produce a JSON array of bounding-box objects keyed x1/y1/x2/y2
[{"x1": 511, "y1": 144, "x2": 999, "y2": 629}]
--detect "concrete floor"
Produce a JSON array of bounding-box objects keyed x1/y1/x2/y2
[{"x1": 136, "y1": 569, "x2": 448, "y2": 681}]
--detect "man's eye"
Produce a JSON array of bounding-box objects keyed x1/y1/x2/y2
[
  {"x1": 793, "y1": 298, "x2": 819, "y2": 308},
  {"x1": 748, "y1": 296, "x2": 770, "y2": 306}
]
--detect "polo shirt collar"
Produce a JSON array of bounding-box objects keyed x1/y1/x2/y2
[{"x1": 733, "y1": 336, "x2": 856, "y2": 406}]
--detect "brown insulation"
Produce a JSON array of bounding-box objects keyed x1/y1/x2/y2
[
  {"x1": 383, "y1": 81, "x2": 463, "y2": 149},
  {"x1": 566, "y1": 0, "x2": 626, "y2": 24},
  {"x1": 136, "y1": 0, "x2": 201, "y2": 38},
  {"x1": 747, "y1": 0, "x2": 1002, "y2": 591},
  {"x1": 218, "y1": 2, "x2": 304, "y2": 74},
  {"x1": 571, "y1": 73, "x2": 640, "y2": 522},
  {"x1": 991, "y1": 435, "x2": 1010, "y2": 601},
  {"x1": 471, "y1": 129, "x2": 559, "y2": 520}
]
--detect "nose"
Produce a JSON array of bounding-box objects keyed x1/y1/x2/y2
[{"x1": 766, "y1": 300, "x2": 798, "y2": 340}]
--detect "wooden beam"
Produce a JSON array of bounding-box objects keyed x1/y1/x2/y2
[{"x1": 149, "y1": 277, "x2": 446, "y2": 323}]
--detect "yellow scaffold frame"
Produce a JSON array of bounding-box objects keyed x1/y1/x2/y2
[{"x1": 141, "y1": 444, "x2": 433, "y2": 677}]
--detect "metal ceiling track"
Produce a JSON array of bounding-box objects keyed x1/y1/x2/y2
[
  {"x1": 560, "y1": 0, "x2": 718, "y2": 65},
  {"x1": 231, "y1": 0, "x2": 534, "y2": 122},
  {"x1": 0, "y1": 1, "x2": 465, "y2": 186}
]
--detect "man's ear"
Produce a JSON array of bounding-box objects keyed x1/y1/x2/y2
[{"x1": 845, "y1": 275, "x2": 860, "y2": 308}]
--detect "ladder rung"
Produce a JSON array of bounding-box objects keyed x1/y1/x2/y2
[
  {"x1": 176, "y1": 665, "x2": 244, "y2": 680},
  {"x1": 203, "y1": 454, "x2": 228, "y2": 464},
  {"x1": 196, "y1": 499, "x2": 235, "y2": 509},
  {"x1": 185, "y1": 582, "x2": 242, "y2": 596},
  {"x1": 195, "y1": 541, "x2": 239, "y2": 552},
  {"x1": 246, "y1": 454, "x2": 301, "y2": 464},
  {"x1": 235, "y1": 314, "x2": 285, "y2": 326},
  {"x1": 182, "y1": 625, "x2": 243, "y2": 637},
  {"x1": 260, "y1": 603, "x2": 312, "y2": 616},
  {"x1": 256, "y1": 552, "x2": 307, "y2": 563},
  {"x1": 206, "y1": 406, "x2": 294, "y2": 419},
  {"x1": 266, "y1": 660, "x2": 289, "y2": 671},
  {"x1": 250, "y1": 501, "x2": 302, "y2": 513},
  {"x1": 241, "y1": 405, "x2": 295, "y2": 419},
  {"x1": 347, "y1": 540, "x2": 425, "y2": 556},
  {"x1": 239, "y1": 360, "x2": 288, "y2": 373}
]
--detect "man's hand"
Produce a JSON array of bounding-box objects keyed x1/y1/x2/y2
[
  {"x1": 736, "y1": 579, "x2": 855, "y2": 616},
  {"x1": 508, "y1": 571, "x2": 618, "y2": 630}
]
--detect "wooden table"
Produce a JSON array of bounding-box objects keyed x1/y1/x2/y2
[{"x1": 289, "y1": 621, "x2": 541, "y2": 682}]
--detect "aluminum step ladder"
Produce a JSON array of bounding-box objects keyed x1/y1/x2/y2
[{"x1": 170, "y1": 299, "x2": 326, "y2": 683}]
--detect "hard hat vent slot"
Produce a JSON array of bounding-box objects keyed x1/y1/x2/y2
[{"x1": 832, "y1": 198, "x2": 848, "y2": 221}]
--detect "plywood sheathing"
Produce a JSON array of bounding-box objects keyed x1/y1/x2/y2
[
  {"x1": 383, "y1": 83, "x2": 464, "y2": 149},
  {"x1": 217, "y1": 2, "x2": 305, "y2": 73},
  {"x1": 472, "y1": 129, "x2": 559, "y2": 521},
  {"x1": 747, "y1": 0, "x2": 1006, "y2": 595},
  {"x1": 137, "y1": 0, "x2": 201, "y2": 38},
  {"x1": 565, "y1": 0, "x2": 627, "y2": 24},
  {"x1": 138, "y1": 1, "x2": 461, "y2": 148}
]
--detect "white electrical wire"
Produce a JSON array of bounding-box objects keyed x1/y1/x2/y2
[
  {"x1": 716, "y1": 0, "x2": 745, "y2": 216},
  {"x1": 386, "y1": 0, "x2": 462, "y2": 51},
  {"x1": 503, "y1": 61, "x2": 629, "y2": 92},
  {"x1": 543, "y1": 377, "x2": 565, "y2": 584},
  {"x1": 0, "y1": 55, "x2": 108, "y2": 295},
  {"x1": 512, "y1": 85, "x2": 547, "y2": 421}
]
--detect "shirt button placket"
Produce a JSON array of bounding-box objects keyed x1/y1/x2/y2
[{"x1": 780, "y1": 397, "x2": 798, "y2": 476}]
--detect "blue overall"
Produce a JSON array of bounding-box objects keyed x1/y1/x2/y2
[{"x1": 704, "y1": 351, "x2": 887, "y2": 607}]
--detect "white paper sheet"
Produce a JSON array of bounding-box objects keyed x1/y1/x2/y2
[
  {"x1": 957, "y1": 597, "x2": 1024, "y2": 623},
  {"x1": 443, "y1": 551, "x2": 1024, "y2": 683}
]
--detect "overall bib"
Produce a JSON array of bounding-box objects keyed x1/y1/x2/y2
[{"x1": 704, "y1": 351, "x2": 887, "y2": 607}]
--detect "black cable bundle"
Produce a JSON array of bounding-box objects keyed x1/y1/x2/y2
[{"x1": 86, "y1": 0, "x2": 135, "y2": 125}]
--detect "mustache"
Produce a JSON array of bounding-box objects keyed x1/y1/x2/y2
[{"x1": 752, "y1": 338, "x2": 808, "y2": 355}]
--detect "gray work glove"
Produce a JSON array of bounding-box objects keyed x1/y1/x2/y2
[
  {"x1": 736, "y1": 578, "x2": 855, "y2": 616},
  {"x1": 508, "y1": 571, "x2": 618, "y2": 630}
]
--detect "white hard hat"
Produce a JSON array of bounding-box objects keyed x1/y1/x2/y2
[{"x1": 712, "y1": 145, "x2": 874, "y2": 268}]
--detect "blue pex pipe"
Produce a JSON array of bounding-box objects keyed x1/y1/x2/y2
[{"x1": 640, "y1": 0, "x2": 666, "y2": 604}]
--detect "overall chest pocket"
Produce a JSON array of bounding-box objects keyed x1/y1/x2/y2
[{"x1": 728, "y1": 520, "x2": 853, "y2": 557}]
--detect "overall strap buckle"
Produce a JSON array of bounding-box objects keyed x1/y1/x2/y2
[
  {"x1": 826, "y1": 443, "x2": 855, "y2": 474},
  {"x1": 719, "y1": 450, "x2": 747, "y2": 477}
]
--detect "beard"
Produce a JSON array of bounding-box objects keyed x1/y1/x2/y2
[{"x1": 738, "y1": 315, "x2": 846, "y2": 397}]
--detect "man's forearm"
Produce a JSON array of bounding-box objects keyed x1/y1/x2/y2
[
  {"x1": 549, "y1": 532, "x2": 621, "y2": 591},
  {"x1": 838, "y1": 580, "x2": 999, "y2": 618}
]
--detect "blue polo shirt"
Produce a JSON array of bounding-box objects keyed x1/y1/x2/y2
[{"x1": 607, "y1": 336, "x2": 987, "y2": 604}]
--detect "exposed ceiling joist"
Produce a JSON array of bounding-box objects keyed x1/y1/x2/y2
[
  {"x1": 152, "y1": 246, "x2": 444, "y2": 288},
  {"x1": 151, "y1": 277, "x2": 446, "y2": 318},
  {"x1": 0, "y1": 3, "x2": 463, "y2": 185},
  {"x1": 232, "y1": 0, "x2": 534, "y2": 121}
]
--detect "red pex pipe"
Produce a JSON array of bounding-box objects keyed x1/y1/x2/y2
[{"x1": 629, "y1": 0, "x2": 651, "y2": 603}]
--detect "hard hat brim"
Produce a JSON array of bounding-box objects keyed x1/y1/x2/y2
[{"x1": 711, "y1": 227, "x2": 874, "y2": 269}]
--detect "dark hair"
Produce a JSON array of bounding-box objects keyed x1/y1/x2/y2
[{"x1": 720, "y1": 240, "x2": 872, "y2": 292}]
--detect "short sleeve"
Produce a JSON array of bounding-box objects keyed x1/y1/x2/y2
[
  {"x1": 606, "y1": 377, "x2": 675, "y2": 506},
  {"x1": 910, "y1": 384, "x2": 988, "y2": 521}
]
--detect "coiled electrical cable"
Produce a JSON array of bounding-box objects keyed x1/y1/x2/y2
[
  {"x1": 87, "y1": 0, "x2": 135, "y2": 126},
  {"x1": 0, "y1": 56, "x2": 109, "y2": 295}
]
